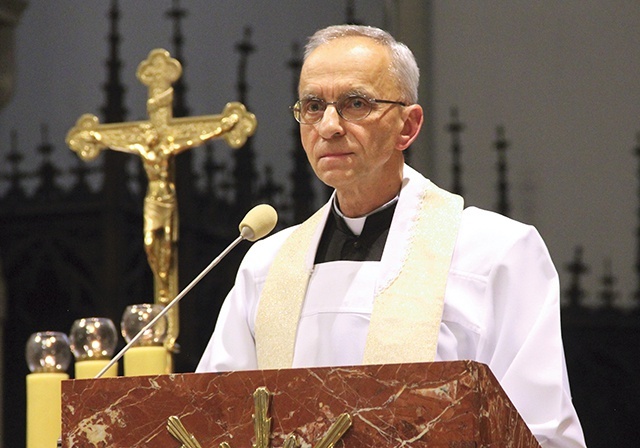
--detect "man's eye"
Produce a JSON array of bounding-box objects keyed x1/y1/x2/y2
[
  {"x1": 305, "y1": 100, "x2": 323, "y2": 113},
  {"x1": 352, "y1": 99, "x2": 365, "y2": 109},
  {"x1": 344, "y1": 96, "x2": 367, "y2": 110}
]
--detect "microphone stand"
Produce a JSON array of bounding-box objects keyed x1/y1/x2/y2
[
  {"x1": 59, "y1": 202, "x2": 274, "y2": 445},
  {"x1": 94, "y1": 234, "x2": 245, "y2": 379}
]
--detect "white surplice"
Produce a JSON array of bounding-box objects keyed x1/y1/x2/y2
[{"x1": 197, "y1": 165, "x2": 586, "y2": 448}]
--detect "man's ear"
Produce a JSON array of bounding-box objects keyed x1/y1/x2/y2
[{"x1": 396, "y1": 104, "x2": 424, "y2": 151}]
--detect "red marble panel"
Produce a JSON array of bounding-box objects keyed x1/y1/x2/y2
[{"x1": 61, "y1": 360, "x2": 540, "y2": 447}]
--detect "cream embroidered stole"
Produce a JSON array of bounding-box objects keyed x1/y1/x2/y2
[{"x1": 255, "y1": 180, "x2": 463, "y2": 369}]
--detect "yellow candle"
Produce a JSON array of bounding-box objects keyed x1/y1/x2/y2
[
  {"x1": 26, "y1": 372, "x2": 68, "y2": 448},
  {"x1": 123, "y1": 346, "x2": 168, "y2": 376},
  {"x1": 74, "y1": 359, "x2": 118, "y2": 379}
]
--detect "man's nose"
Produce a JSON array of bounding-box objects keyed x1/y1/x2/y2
[{"x1": 317, "y1": 104, "x2": 344, "y2": 137}]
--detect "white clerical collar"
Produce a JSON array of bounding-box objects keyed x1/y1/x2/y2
[{"x1": 332, "y1": 195, "x2": 399, "y2": 236}]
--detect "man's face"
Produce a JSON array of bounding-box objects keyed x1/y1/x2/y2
[{"x1": 298, "y1": 36, "x2": 408, "y2": 193}]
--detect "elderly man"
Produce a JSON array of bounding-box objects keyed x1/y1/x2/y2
[{"x1": 197, "y1": 24, "x2": 586, "y2": 447}]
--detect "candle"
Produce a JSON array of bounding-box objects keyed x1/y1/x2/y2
[
  {"x1": 26, "y1": 372, "x2": 68, "y2": 447},
  {"x1": 25, "y1": 331, "x2": 72, "y2": 448},
  {"x1": 123, "y1": 346, "x2": 169, "y2": 376},
  {"x1": 74, "y1": 359, "x2": 118, "y2": 379},
  {"x1": 121, "y1": 304, "x2": 170, "y2": 376},
  {"x1": 69, "y1": 317, "x2": 119, "y2": 379}
]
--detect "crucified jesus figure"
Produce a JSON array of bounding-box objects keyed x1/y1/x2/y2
[{"x1": 67, "y1": 49, "x2": 257, "y2": 353}]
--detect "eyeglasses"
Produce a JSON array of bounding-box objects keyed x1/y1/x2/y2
[{"x1": 291, "y1": 95, "x2": 407, "y2": 124}]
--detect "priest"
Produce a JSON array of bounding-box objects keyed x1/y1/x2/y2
[{"x1": 197, "y1": 24, "x2": 586, "y2": 448}]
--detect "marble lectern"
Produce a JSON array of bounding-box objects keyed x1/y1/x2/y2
[{"x1": 60, "y1": 360, "x2": 540, "y2": 447}]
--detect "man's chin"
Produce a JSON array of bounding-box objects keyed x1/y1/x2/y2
[{"x1": 316, "y1": 169, "x2": 354, "y2": 190}]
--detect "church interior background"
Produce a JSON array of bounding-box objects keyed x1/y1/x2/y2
[{"x1": 1, "y1": 1, "x2": 639, "y2": 446}]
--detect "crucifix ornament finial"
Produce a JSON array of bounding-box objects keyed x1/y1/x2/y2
[{"x1": 66, "y1": 48, "x2": 257, "y2": 358}]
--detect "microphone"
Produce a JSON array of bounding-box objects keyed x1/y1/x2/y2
[
  {"x1": 94, "y1": 204, "x2": 278, "y2": 379},
  {"x1": 239, "y1": 203, "x2": 279, "y2": 241}
]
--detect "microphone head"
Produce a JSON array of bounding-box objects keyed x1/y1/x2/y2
[{"x1": 239, "y1": 204, "x2": 278, "y2": 241}]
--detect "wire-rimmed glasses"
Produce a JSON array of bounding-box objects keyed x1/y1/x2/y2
[{"x1": 291, "y1": 95, "x2": 406, "y2": 124}]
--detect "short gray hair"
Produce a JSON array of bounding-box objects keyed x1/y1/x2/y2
[{"x1": 304, "y1": 25, "x2": 420, "y2": 104}]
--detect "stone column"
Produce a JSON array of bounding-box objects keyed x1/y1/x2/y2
[
  {"x1": 0, "y1": 2, "x2": 28, "y2": 442},
  {"x1": 384, "y1": 0, "x2": 435, "y2": 179},
  {"x1": 0, "y1": 0, "x2": 27, "y2": 109}
]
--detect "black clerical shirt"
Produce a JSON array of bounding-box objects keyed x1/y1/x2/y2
[{"x1": 314, "y1": 200, "x2": 398, "y2": 264}]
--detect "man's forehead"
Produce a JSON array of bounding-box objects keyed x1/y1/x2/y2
[
  {"x1": 298, "y1": 70, "x2": 383, "y2": 99},
  {"x1": 298, "y1": 86, "x2": 371, "y2": 99},
  {"x1": 299, "y1": 37, "x2": 393, "y2": 95},
  {"x1": 305, "y1": 35, "x2": 387, "y2": 61}
]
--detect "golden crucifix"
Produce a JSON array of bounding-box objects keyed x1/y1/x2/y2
[{"x1": 66, "y1": 48, "x2": 257, "y2": 358}]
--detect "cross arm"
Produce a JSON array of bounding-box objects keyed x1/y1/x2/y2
[
  {"x1": 169, "y1": 102, "x2": 257, "y2": 153},
  {"x1": 66, "y1": 113, "x2": 154, "y2": 160}
]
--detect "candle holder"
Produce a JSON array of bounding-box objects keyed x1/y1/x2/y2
[
  {"x1": 121, "y1": 303, "x2": 169, "y2": 376},
  {"x1": 26, "y1": 330, "x2": 72, "y2": 373},
  {"x1": 25, "y1": 331, "x2": 71, "y2": 448},
  {"x1": 69, "y1": 317, "x2": 119, "y2": 379}
]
